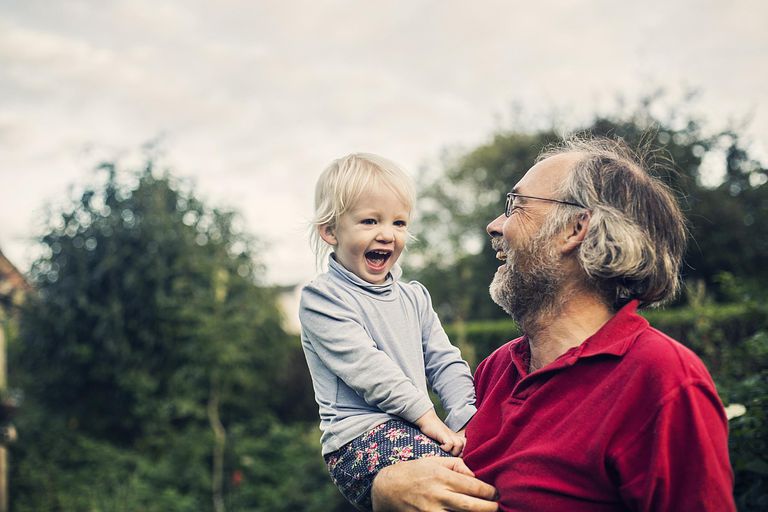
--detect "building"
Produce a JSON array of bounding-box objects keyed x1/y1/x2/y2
[{"x1": 0, "y1": 248, "x2": 29, "y2": 512}]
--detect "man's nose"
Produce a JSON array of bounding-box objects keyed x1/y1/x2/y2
[{"x1": 487, "y1": 213, "x2": 505, "y2": 238}]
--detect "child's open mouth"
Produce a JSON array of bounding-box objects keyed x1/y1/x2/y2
[{"x1": 365, "y1": 249, "x2": 392, "y2": 271}]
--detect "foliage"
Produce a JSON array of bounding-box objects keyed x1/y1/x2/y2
[
  {"x1": 8, "y1": 161, "x2": 336, "y2": 509},
  {"x1": 726, "y1": 348, "x2": 768, "y2": 512},
  {"x1": 11, "y1": 403, "x2": 207, "y2": 512},
  {"x1": 8, "y1": 95, "x2": 768, "y2": 509},
  {"x1": 17, "y1": 162, "x2": 290, "y2": 442},
  {"x1": 447, "y1": 296, "x2": 768, "y2": 372},
  {"x1": 225, "y1": 421, "x2": 351, "y2": 511},
  {"x1": 407, "y1": 97, "x2": 768, "y2": 322}
]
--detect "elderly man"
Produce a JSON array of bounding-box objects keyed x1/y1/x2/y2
[{"x1": 372, "y1": 137, "x2": 735, "y2": 511}]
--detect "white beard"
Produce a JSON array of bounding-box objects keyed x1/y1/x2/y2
[{"x1": 489, "y1": 229, "x2": 564, "y2": 328}]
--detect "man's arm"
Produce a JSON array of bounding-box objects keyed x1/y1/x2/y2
[{"x1": 371, "y1": 457, "x2": 498, "y2": 512}]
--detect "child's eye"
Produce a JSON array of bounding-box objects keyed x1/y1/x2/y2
[
  {"x1": 361, "y1": 219, "x2": 377, "y2": 225},
  {"x1": 394, "y1": 220, "x2": 407, "y2": 228}
]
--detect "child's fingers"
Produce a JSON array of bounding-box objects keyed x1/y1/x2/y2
[
  {"x1": 442, "y1": 438, "x2": 463, "y2": 456},
  {"x1": 456, "y1": 437, "x2": 466, "y2": 457}
]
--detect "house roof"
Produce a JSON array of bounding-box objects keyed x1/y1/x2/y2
[{"x1": 0, "y1": 248, "x2": 31, "y2": 304}]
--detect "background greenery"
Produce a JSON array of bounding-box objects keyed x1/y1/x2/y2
[{"x1": 5, "y1": 97, "x2": 767, "y2": 510}]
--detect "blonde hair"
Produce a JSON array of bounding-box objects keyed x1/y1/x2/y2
[
  {"x1": 538, "y1": 136, "x2": 687, "y2": 309},
  {"x1": 310, "y1": 153, "x2": 416, "y2": 269}
]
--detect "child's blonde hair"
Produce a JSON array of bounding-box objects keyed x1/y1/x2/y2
[{"x1": 311, "y1": 153, "x2": 416, "y2": 269}]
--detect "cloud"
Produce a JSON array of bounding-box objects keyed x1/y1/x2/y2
[{"x1": 1, "y1": 0, "x2": 766, "y2": 284}]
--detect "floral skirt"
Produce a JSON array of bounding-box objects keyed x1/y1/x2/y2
[{"x1": 323, "y1": 419, "x2": 451, "y2": 511}]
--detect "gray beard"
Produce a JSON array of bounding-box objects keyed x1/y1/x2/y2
[{"x1": 489, "y1": 230, "x2": 564, "y2": 330}]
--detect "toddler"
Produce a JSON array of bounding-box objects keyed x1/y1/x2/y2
[{"x1": 299, "y1": 153, "x2": 476, "y2": 511}]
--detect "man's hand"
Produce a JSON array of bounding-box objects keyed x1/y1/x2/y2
[{"x1": 371, "y1": 457, "x2": 498, "y2": 511}]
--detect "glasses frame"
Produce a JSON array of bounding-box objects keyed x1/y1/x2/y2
[{"x1": 505, "y1": 193, "x2": 586, "y2": 217}]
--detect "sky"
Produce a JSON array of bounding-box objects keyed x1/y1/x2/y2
[{"x1": 2, "y1": 0, "x2": 767, "y2": 286}]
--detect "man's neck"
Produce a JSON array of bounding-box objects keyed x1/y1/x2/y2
[{"x1": 524, "y1": 294, "x2": 615, "y2": 372}]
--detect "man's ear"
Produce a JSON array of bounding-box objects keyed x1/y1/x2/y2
[
  {"x1": 318, "y1": 224, "x2": 337, "y2": 246},
  {"x1": 561, "y1": 211, "x2": 591, "y2": 255}
]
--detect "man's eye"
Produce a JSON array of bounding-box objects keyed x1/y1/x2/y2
[{"x1": 361, "y1": 219, "x2": 377, "y2": 225}]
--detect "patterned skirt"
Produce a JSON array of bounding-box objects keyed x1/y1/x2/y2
[{"x1": 323, "y1": 419, "x2": 451, "y2": 511}]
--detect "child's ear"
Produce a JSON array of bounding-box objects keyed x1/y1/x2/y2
[{"x1": 318, "y1": 224, "x2": 337, "y2": 246}]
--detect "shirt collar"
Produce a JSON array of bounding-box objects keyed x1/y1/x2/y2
[
  {"x1": 577, "y1": 300, "x2": 648, "y2": 358},
  {"x1": 507, "y1": 300, "x2": 648, "y2": 376}
]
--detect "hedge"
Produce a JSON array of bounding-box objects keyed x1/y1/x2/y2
[{"x1": 447, "y1": 302, "x2": 768, "y2": 382}]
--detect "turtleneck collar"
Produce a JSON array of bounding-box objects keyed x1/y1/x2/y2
[{"x1": 328, "y1": 254, "x2": 402, "y2": 298}]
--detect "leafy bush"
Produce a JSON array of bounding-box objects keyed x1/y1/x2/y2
[
  {"x1": 720, "y1": 332, "x2": 768, "y2": 512},
  {"x1": 445, "y1": 318, "x2": 520, "y2": 369},
  {"x1": 8, "y1": 162, "x2": 342, "y2": 510},
  {"x1": 10, "y1": 407, "x2": 206, "y2": 512}
]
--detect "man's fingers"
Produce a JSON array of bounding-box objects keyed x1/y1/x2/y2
[
  {"x1": 443, "y1": 492, "x2": 500, "y2": 512},
  {"x1": 442, "y1": 466, "x2": 498, "y2": 502},
  {"x1": 371, "y1": 458, "x2": 498, "y2": 512},
  {"x1": 432, "y1": 456, "x2": 475, "y2": 477}
]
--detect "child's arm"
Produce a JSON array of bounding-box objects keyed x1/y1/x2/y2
[
  {"x1": 413, "y1": 283, "x2": 477, "y2": 431},
  {"x1": 300, "y1": 285, "x2": 434, "y2": 425}
]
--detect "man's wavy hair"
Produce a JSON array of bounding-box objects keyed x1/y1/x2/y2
[{"x1": 539, "y1": 136, "x2": 687, "y2": 310}]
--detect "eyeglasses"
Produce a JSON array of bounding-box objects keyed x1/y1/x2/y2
[{"x1": 505, "y1": 193, "x2": 586, "y2": 217}]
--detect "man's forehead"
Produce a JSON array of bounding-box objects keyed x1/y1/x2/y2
[{"x1": 514, "y1": 152, "x2": 582, "y2": 194}]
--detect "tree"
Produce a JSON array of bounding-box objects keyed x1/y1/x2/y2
[
  {"x1": 8, "y1": 160, "x2": 336, "y2": 510},
  {"x1": 407, "y1": 97, "x2": 768, "y2": 321}
]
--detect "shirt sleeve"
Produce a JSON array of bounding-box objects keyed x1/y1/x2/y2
[
  {"x1": 412, "y1": 281, "x2": 477, "y2": 431},
  {"x1": 612, "y1": 379, "x2": 736, "y2": 512},
  {"x1": 299, "y1": 284, "x2": 434, "y2": 424}
]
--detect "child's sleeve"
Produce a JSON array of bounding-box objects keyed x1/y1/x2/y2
[
  {"x1": 412, "y1": 282, "x2": 477, "y2": 431},
  {"x1": 300, "y1": 284, "x2": 434, "y2": 424}
]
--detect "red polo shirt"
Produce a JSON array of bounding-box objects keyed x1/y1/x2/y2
[{"x1": 463, "y1": 301, "x2": 735, "y2": 511}]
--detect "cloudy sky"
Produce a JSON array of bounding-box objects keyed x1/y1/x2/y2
[{"x1": 2, "y1": 0, "x2": 766, "y2": 286}]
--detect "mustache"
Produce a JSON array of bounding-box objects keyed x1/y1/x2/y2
[{"x1": 490, "y1": 237, "x2": 509, "y2": 253}]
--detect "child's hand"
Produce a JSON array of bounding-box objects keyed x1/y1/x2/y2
[
  {"x1": 438, "y1": 428, "x2": 466, "y2": 457},
  {"x1": 414, "y1": 409, "x2": 467, "y2": 457}
]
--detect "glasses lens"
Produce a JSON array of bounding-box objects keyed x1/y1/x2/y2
[{"x1": 505, "y1": 193, "x2": 512, "y2": 217}]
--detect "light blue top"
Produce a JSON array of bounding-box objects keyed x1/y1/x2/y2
[{"x1": 300, "y1": 255, "x2": 476, "y2": 455}]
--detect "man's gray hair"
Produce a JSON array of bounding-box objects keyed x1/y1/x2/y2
[{"x1": 539, "y1": 136, "x2": 687, "y2": 309}]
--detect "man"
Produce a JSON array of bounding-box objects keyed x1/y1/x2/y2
[{"x1": 371, "y1": 137, "x2": 735, "y2": 511}]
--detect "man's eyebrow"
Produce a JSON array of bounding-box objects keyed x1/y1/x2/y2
[{"x1": 510, "y1": 187, "x2": 527, "y2": 200}]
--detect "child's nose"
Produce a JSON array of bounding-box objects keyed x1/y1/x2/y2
[{"x1": 376, "y1": 225, "x2": 395, "y2": 242}]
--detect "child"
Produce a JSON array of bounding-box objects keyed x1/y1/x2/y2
[{"x1": 299, "y1": 153, "x2": 476, "y2": 511}]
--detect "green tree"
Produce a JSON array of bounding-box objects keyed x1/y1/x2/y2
[
  {"x1": 9, "y1": 161, "x2": 341, "y2": 510},
  {"x1": 16, "y1": 161, "x2": 287, "y2": 441},
  {"x1": 408, "y1": 98, "x2": 768, "y2": 321}
]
